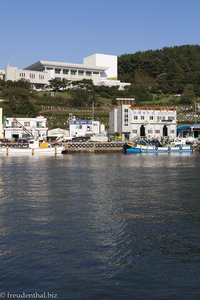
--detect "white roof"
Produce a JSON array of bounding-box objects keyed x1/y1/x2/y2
[{"x1": 25, "y1": 60, "x2": 108, "y2": 71}]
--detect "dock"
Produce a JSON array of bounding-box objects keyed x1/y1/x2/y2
[{"x1": 64, "y1": 142, "x2": 124, "y2": 153}]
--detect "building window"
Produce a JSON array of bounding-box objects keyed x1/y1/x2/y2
[
  {"x1": 168, "y1": 116, "x2": 174, "y2": 121},
  {"x1": 148, "y1": 129, "x2": 153, "y2": 133},
  {"x1": 170, "y1": 130, "x2": 175, "y2": 133},
  {"x1": 78, "y1": 70, "x2": 84, "y2": 76},
  {"x1": 155, "y1": 130, "x2": 160, "y2": 133},
  {"x1": 93, "y1": 72, "x2": 99, "y2": 74},
  {"x1": 55, "y1": 68, "x2": 61, "y2": 74},
  {"x1": 11, "y1": 122, "x2": 18, "y2": 128},
  {"x1": 141, "y1": 116, "x2": 144, "y2": 120},
  {"x1": 75, "y1": 125, "x2": 82, "y2": 129},
  {"x1": 36, "y1": 122, "x2": 43, "y2": 128},
  {"x1": 124, "y1": 118, "x2": 128, "y2": 125},
  {"x1": 63, "y1": 69, "x2": 69, "y2": 74},
  {"x1": 46, "y1": 67, "x2": 53, "y2": 70},
  {"x1": 132, "y1": 129, "x2": 137, "y2": 133},
  {"x1": 24, "y1": 122, "x2": 30, "y2": 127},
  {"x1": 86, "y1": 71, "x2": 92, "y2": 76},
  {"x1": 29, "y1": 74, "x2": 35, "y2": 79},
  {"x1": 150, "y1": 116, "x2": 154, "y2": 120},
  {"x1": 71, "y1": 70, "x2": 77, "y2": 75},
  {"x1": 124, "y1": 109, "x2": 129, "y2": 126},
  {"x1": 134, "y1": 116, "x2": 138, "y2": 120}
]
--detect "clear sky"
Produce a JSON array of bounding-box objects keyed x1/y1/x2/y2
[{"x1": 1, "y1": 0, "x2": 200, "y2": 69}]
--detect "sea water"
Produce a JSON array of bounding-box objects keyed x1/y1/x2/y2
[{"x1": 0, "y1": 153, "x2": 199, "y2": 300}]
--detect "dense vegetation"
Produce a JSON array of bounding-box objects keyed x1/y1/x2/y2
[{"x1": 118, "y1": 44, "x2": 200, "y2": 99}]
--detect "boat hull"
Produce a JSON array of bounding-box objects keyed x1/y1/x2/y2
[
  {"x1": 0, "y1": 146, "x2": 65, "y2": 156},
  {"x1": 124, "y1": 145, "x2": 193, "y2": 154}
]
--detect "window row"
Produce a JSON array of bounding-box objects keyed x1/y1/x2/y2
[
  {"x1": 133, "y1": 115, "x2": 154, "y2": 120},
  {"x1": 124, "y1": 109, "x2": 129, "y2": 126},
  {"x1": 47, "y1": 68, "x2": 98, "y2": 76},
  {"x1": 19, "y1": 73, "x2": 45, "y2": 80},
  {"x1": 133, "y1": 116, "x2": 175, "y2": 121},
  {"x1": 132, "y1": 129, "x2": 175, "y2": 134}
]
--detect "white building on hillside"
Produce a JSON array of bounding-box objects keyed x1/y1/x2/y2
[
  {"x1": 3, "y1": 53, "x2": 130, "y2": 90},
  {"x1": 5, "y1": 66, "x2": 50, "y2": 89},
  {"x1": 4, "y1": 116, "x2": 48, "y2": 140},
  {"x1": 109, "y1": 99, "x2": 177, "y2": 141}
]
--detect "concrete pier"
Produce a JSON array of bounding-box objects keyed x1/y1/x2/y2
[{"x1": 64, "y1": 142, "x2": 124, "y2": 153}]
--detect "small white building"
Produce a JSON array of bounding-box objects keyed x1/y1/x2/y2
[
  {"x1": 109, "y1": 99, "x2": 177, "y2": 141},
  {"x1": 48, "y1": 128, "x2": 69, "y2": 139},
  {"x1": 69, "y1": 118, "x2": 101, "y2": 138},
  {"x1": 4, "y1": 116, "x2": 48, "y2": 140}
]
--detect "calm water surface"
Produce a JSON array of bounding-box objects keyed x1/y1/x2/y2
[{"x1": 0, "y1": 153, "x2": 200, "y2": 300}]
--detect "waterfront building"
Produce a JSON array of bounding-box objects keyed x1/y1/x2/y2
[
  {"x1": 109, "y1": 99, "x2": 177, "y2": 141},
  {"x1": 3, "y1": 53, "x2": 130, "y2": 90},
  {"x1": 69, "y1": 118, "x2": 101, "y2": 138},
  {"x1": 4, "y1": 116, "x2": 48, "y2": 140}
]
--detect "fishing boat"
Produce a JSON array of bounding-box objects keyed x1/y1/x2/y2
[
  {"x1": 0, "y1": 139, "x2": 67, "y2": 156},
  {"x1": 123, "y1": 138, "x2": 193, "y2": 154}
]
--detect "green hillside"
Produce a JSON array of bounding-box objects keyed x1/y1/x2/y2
[
  {"x1": 118, "y1": 44, "x2": 200, "y2": 96},
  {"x1": 1, "y1": 45, "x2": 200, "y2": 128}
]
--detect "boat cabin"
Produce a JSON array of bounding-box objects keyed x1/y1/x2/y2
[{"x1": 177, "y1": 124, "x2": 200, "y2": 143}]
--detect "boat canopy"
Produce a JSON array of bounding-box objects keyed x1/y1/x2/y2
[
  {"x1": 191, "y1": 124, "x2": 200, "y2": 129},
  {"x1": 177, "y1": 124, "x2": 200, "y2": 131},
  {"x1": 177, "y1": 125, "x2": 191, "y2": 131}
]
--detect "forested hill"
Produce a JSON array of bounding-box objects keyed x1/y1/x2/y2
[{"x1": 118, "y1": 45, "x2": 200, "y2": 95}]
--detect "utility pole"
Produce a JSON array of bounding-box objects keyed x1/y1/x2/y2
[
  {"x1": 92, "y1": 101, "x2": 95, "y2": 120},
  {"x1": 194, "y1": 102, "x2": 197, "y2": 124}
]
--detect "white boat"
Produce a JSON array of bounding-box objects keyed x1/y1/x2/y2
[
  {"x1": 0, "y1": 140, "x2": 67, "y2": 156},
  {"x1": 123, "y1": 138, "x2": 193, "y2": 154}
]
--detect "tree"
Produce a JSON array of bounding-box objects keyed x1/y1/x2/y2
[
  {"x1": 2, "y1": 79, "x2": 37, "y2": 116},
  {"x1": 70, "y1": 79, "x2": 96, "y2": 106},
  {"x1": 180, "y1": 84, "x2": 195, "y2": 104},
  {"x1": 48, "y1": 78, "x2": 64, "y2": 92}
]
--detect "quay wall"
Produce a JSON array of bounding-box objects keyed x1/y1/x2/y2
[{"x1": 64, "y1": 142, "x2": 124, "y2": 153}]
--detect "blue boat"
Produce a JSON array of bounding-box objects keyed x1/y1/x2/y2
[{"x1": 123, "y1": 139, "x2": 193, "y2": 154}]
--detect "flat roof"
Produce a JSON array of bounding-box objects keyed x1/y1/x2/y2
[{"x1": 24, "y1": 60, "x2": 108, "y2": 71}]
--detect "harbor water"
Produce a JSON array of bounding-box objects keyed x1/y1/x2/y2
[{"x1": 0, "y1": 153, "x2": 200, "y2": 300}]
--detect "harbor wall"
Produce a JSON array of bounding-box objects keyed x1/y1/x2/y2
[{"x1": 64, "y1": 142, "x2": 124, "y2": 153}]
